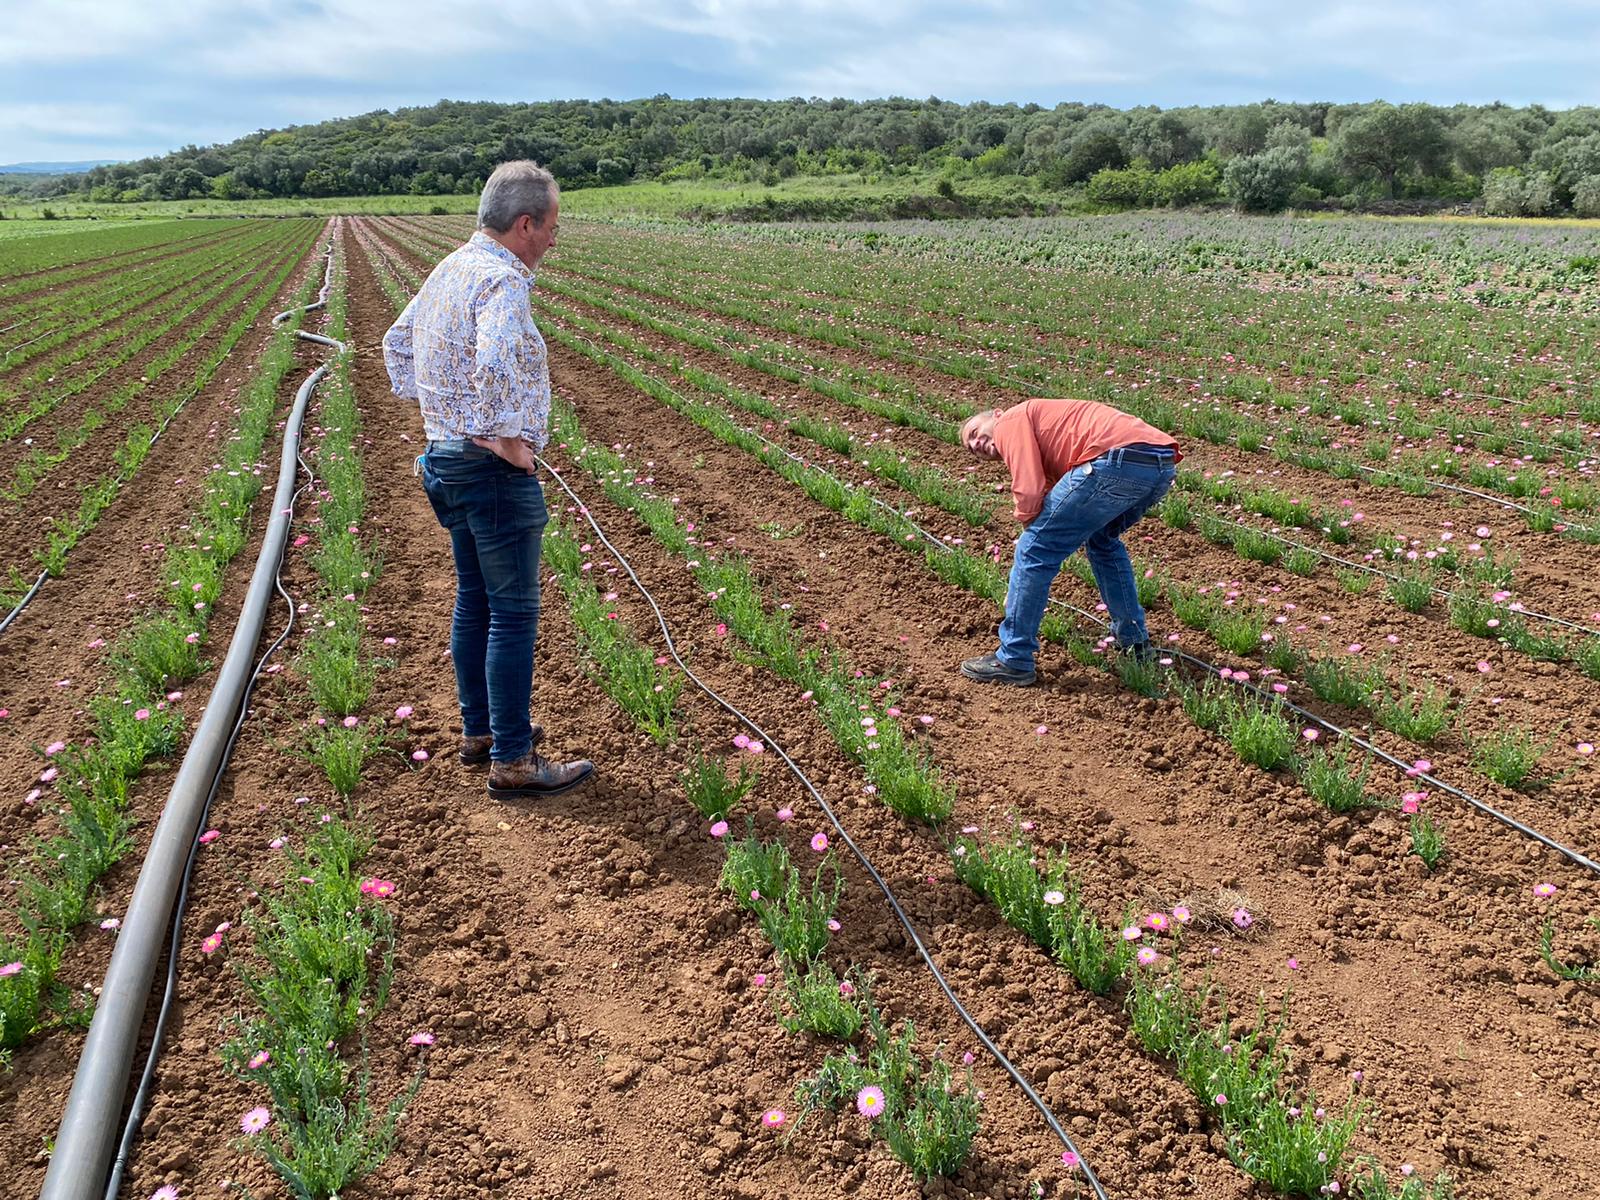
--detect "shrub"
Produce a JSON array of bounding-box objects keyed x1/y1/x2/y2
[
  {"x1": 1087, "y1": 165, "x2": 1158, "y2": 208},
  {"x1": 1574, "y1": 175, "x2": 1600, "y2": 218},
  {"x1": 1154, "y1": 160, "x2": 1222, "y2": 206},
  {"x1": 1224, "y1": 147, "x2": 1305, "y2": 213}
]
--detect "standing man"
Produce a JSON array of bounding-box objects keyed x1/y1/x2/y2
[
  {"x1": 383, "y1": 160, "x2": 593, "y2": 798},
  {"x1": 959, "y1": 398, "x2": 1180, "y2": 687}
]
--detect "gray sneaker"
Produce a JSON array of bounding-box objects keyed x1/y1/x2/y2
[{"x1": 960, "y1": 652, "x2": 1036, "y2": 686}]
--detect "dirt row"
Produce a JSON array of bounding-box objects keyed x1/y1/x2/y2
[
  {"x1": 532, "y1": 338, "x2": 1600, "y2": 1199},
  {"x1": 71, "y1": 228, "x2": 1223, "y2": 1200},
  {"x1": 0, "y1": 227, "x2": 335, "y2": 1179},
  {"x1": 0, "y1": 222, "x2": 322, "y2": 583},
  {"x1": 506, "y1": 270, "x2": 1600, "y2": 843}
]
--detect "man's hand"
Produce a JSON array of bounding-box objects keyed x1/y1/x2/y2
[{"x1": 471, "y1": 436, "x2": 537, "y2": 474}]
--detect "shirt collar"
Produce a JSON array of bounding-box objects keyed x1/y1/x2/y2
[{"x1": 470, "y1": 230, "x2": 534, "y2": 280}]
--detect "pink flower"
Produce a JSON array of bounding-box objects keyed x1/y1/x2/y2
[
  {"x1": 150, "y1": 1188, "x2": 181, "y2": 1200},
  {"x1": 1578, "y1": 743, "x2": 1595, "y2": 757},
  {"x1": 856, "y1": 1086, "x2": 886, "y2": 1118},
  {"x1": 1042, "y1": 890, "x2": 1066, "y2": 906},
  {"x1": 1533, "y1": 882, "x2": 1557, "y2": 898},
  {"x1": 918, "y1": 714, "x2": 935, "y2": 726},
  {"x1": 240, "y1": 1106, "x2": 272, "y2": 1135},
  {"x1": 1172, "y1": 905, "x2": 1192, "y2": 924},
  {"x1": 1287, "y1": 957, "x2": 1300, "y2": 970},
  {"x1": 45, "y1": 740, "x2": 66, "y2": 756},
  {"x1": 753, "y1": 973, "x2": 768, "y2": 988},
  {"x1": 1146, "y1": 912, "x2": 1169, "y2": 931},
  {"x1": 775, "y1": 807, "x2": 793, "y2": 822},
  {"x1": 732, "y1": 734, "x2": 750, "y2": 749},
  {"x1": 762, "y1": 1108, "x2": 786, "y2": 1129},
  {"x1": 838, "y1": 979, "x2": 855, "y2": 996},
  {"x1": 1062, "y1": 1150, "x2": 1080, "y2": 1170},
  {"x1": 1231, "y1": 908, "x2": 1254, "y2": 930},
  {"x1": 746, "y1": 741, "x2": 764, "y2": 755},
  {"x1": 167, "y1": 690, "x2": 184, "y2": 701},
  {"x1": 810, "y1": 832, "x2": 829, "y2": 852},
  {"x1": 1400, "y1": 791, "x2": 1425, "y2": 815},
  {"x1": 394, "y1": 705, "x2": 414, "y2": 719},
  {"x1": 1136, "y1": 947, "x2": 1158, "y2": 965},
  {"x1": 408, "y1": 1031, "x2": 436, "y2": 1046},
  {"x1": 342, "y1": 715, "x2": 359, "y2": 728},
  {"x1": 201, "y1": 933, "x2": 224, "y2": 956},
  {"x1": 359, "y1": 878, "x2": 397, "y2": 898},
  {"x1": 1214, "y1": 1093, "x2": 1228, "y2": 1106},
  {"x1": 248, "y1": 1049, "x2": 271, "y2": 1069},
  {"x1": 134, "y1": 708, "x2": 151, "y2": 721},
  {"x1": 709, "y1": 820, "x2": 729, "y2": 838},
  {"x1": 1121, "y1": 925, "x2": 1142, "y2": 941},
  {"x1": 40, "y1": 767, "x2": 59, "y2": 783},
  {"x1": 0, "y1": 962, "x2": 22, "y2": 977},
  {"x1": 198, "y1": 829, "x2": 221, "y2": 845},
  {"x1": 100, "y1": 918, "x2": 121, "y2": 931},
  {"x1": 1035, "y1": 725, "x2": 1049, "y2": 735},
  {"x1": 411, "y1": 749, "x2": 430, "y2": 762}
]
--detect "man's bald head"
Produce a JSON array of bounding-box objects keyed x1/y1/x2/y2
[{"x1": 961, "y1": 409, "x2": 1001, "y2": 459}]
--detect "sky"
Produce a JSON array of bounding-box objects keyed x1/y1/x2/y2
[{"x1": 3, "y1": 0, "x2": 1599, "y2": 164}]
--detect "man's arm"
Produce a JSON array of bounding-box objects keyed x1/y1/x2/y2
[
  {"x1": 997, "y1": 413, "x2": 1047, "y2": 524},
  {"x1": 381, "y1": 293, "x2": 420, "y2": 400}
]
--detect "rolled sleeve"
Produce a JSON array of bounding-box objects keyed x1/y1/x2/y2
[{"x1": 382, "y1": 296, "x2": 418, "y2": 400}]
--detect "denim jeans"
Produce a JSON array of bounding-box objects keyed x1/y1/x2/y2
[
  {"x1": 418, "y1": 442, "x2": 548, "y2": 762},
  {"x1": 997, "y1": 448, "x2": 1177, "y2": 671}
]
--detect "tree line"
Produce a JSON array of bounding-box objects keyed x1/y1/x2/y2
[{"x1": 18, "y1": 96, "x2": 1600, "y2": 217}]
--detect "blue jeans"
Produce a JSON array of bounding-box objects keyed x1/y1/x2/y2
[
  {"x1": 419, "y1": 443, "x2": 548, "y2": 762},
  {"x1": 997, "y1": 447, "x2": 1176, "y2": 671}
]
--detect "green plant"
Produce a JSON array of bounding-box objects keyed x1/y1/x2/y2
[
  {"x1": 1409, "y1": 813, "x2": 1445, "y2": 869},
  {"x1": 1160, "y1": 491, "x2": 1193, "y2": 529},
  {"x1": 756, "y1": 855, "x2": 841, "y2": 969},
  {"x1": 1385, "y1": 569, "x2": 1433, "y2": 613},
  {"x1": 1115, "y1": 650, "x2": 1167, "y2": 697},
  {"x1": 1211, "y1": 608, "x2": 1270, "y2": 656},
  {"x1": 775, "y1": 961, "x2": 865, "y2": 1038},
  {"x1": 1305, "y1": 654, "x2": 1380, "y2": 709},
  {"x1": 796, "y1": 1002, "x2": 979, "y2": 1180},
  {"x1": 682, "y1": 749, "x2": 758, "y2": 821},
  {"x1": 1371, "y1": 680, "x2": 1457, "y2": 744},
  {"x1": 1299, "y1": 742, "x2": 1379, "y2": 812},
  {"x1": 113, "y1": 614, "x2": 204, "y2": 693},
  {"x1": 1335, "y1": 568, "x2": 1373, "y2": 594},
  {"x1": 301, "y1": 621, "x2": 378, "y2": 717},
  {"x1": 303, "y1": 721, "x2": 389, "y2": 798},
  {"x1": 1538, "y1": 917, "x2": 1600, "y2": 983},
  {"x1": 1282, "y1": 547, "x2": 1318, "y2": 577},
  {"x1": 1179, "y1": 675, "x2": 1236, "y2": 732},
  {"x1": 720, "y1": 833, "x2": 791, "y2": 913},
  {"x1": 1351, "y1": 1162, "x2": 1454, "y2": 1199},
  {"x1": 1225, "y1": 697, "x2": 1295, "y2": 771},
  {"x1": 1468, "y1": 727, "x2": 1549, "y2": 791}
]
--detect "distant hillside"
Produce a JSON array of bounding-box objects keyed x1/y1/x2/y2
[
  {"x1": 31, "y1": 97, "x2": 1600, "y2": 217},
  {"x1": 0, "y1": 160, "x2": 118, "y2": 174}
]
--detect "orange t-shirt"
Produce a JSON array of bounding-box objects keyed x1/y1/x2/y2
[{"x1": 992, "y1": 399, "x2": 1181, "y2": 523}]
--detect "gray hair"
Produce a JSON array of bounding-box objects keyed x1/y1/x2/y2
[{"x1": 477, "y1": 160, "x2": 559, "y2": 233}]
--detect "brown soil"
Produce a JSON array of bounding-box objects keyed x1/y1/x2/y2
[
  {"x1": 0, "y1": 223, "x2": 322, "y2": 582},
  {"x1": 6, "y1": 217, "x2": 1598, "y2": 1200}
]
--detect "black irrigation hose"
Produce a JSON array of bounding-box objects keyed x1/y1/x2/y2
[
  {"x1": 536, "y1": 455, "x2": 1111, "y2": 1200},
  {"x1": 556, "y1": 326, "x2": 1600, "y2": 879}
]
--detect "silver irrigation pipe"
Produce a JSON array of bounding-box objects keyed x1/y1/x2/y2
[
  {"x1": 554, "y1": 324, "x2": 1600, "y2": 880},
  {"x1": 39, "y1": 241, "x2": 342, "y2": 1200},
  {"x1": 0, "y1": 257, "x2": 302, "y2": 641},
  {"x1": 537, "y1": 455, "x2": 1111, "y2": 1200}
]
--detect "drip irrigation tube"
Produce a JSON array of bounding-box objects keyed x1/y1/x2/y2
[
  {"x1": 554, "y1": 324, "x2": 1600, "y2": 879},
  {"x1": 40, "y1": 243, "x2": 343, "y2": 1200},
  {"x1": 537, "y1": 456, "x2": 1111, "y2": 1200}
]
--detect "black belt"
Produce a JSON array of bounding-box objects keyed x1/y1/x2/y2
[{"x1": 1103, "y1": 444, "x2": 1177, "y2": 466}]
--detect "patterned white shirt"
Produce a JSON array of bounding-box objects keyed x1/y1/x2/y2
[{"x1": 382, "y1": 231, "x2": 550, "y2": 448}]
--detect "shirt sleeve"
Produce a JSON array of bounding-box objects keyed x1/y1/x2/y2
[
  {"x1": 381, "y1": 295, "x2": 418, "y2": 400},
  {"x1": 471, "y1": 274, "x2": 534, "y2": 437},
  {"x1": 997, "y1": 409, "x2": 1047, "y2": 524}
]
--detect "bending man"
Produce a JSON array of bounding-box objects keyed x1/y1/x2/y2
[
  {"x1": 383, "y1": 159, "x2": 593, "y2": 798},
  {"x1": 960, "y1": 398, "x2": 1181, "y2": 687}
]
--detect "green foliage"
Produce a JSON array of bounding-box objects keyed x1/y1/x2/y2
[
  {"x1": 303, "y1": 721, "x2": 389, "y2": 798},
  {"x1": 1409, "y1": 813, "x2": 1446, "y2": 869},
  {"x1": 681, "y1": 749, "x2": 757, "y2": 821},
  {"x1": 1468, "y1": 727, "x2": 1548, "y2": 790},
  {"x1": 1538, "y1": 918, "x2": 1600, "y2": 983},
  {"x1": 796, "y1": 1002, "x2": 980, "y2": 1180},
  {"x1": 774, "y1": 961, "x2": 865, "y2": 1038},
  {"x1": 1299, "y1": 742, "x2": 1380, "y2": 812}
]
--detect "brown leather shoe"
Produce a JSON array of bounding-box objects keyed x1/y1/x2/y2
[
  {"x1": 460, "y1": 724, "x2": 543, "y2": 766},
  {"x1": 487, "y1": 749, "x2": 594, "y2": 799}
]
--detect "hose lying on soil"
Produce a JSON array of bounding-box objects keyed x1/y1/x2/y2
[
  {"x1": 41, "y1": 242, "x2": 342, "y2": 1200},
  {"x1": 538, "y1": 455, "x2": 1112, "y2": 1200}
]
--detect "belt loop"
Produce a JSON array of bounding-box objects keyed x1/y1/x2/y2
[{"x1": 413, "y1": 454, "x2": 424, "y2": 477}]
